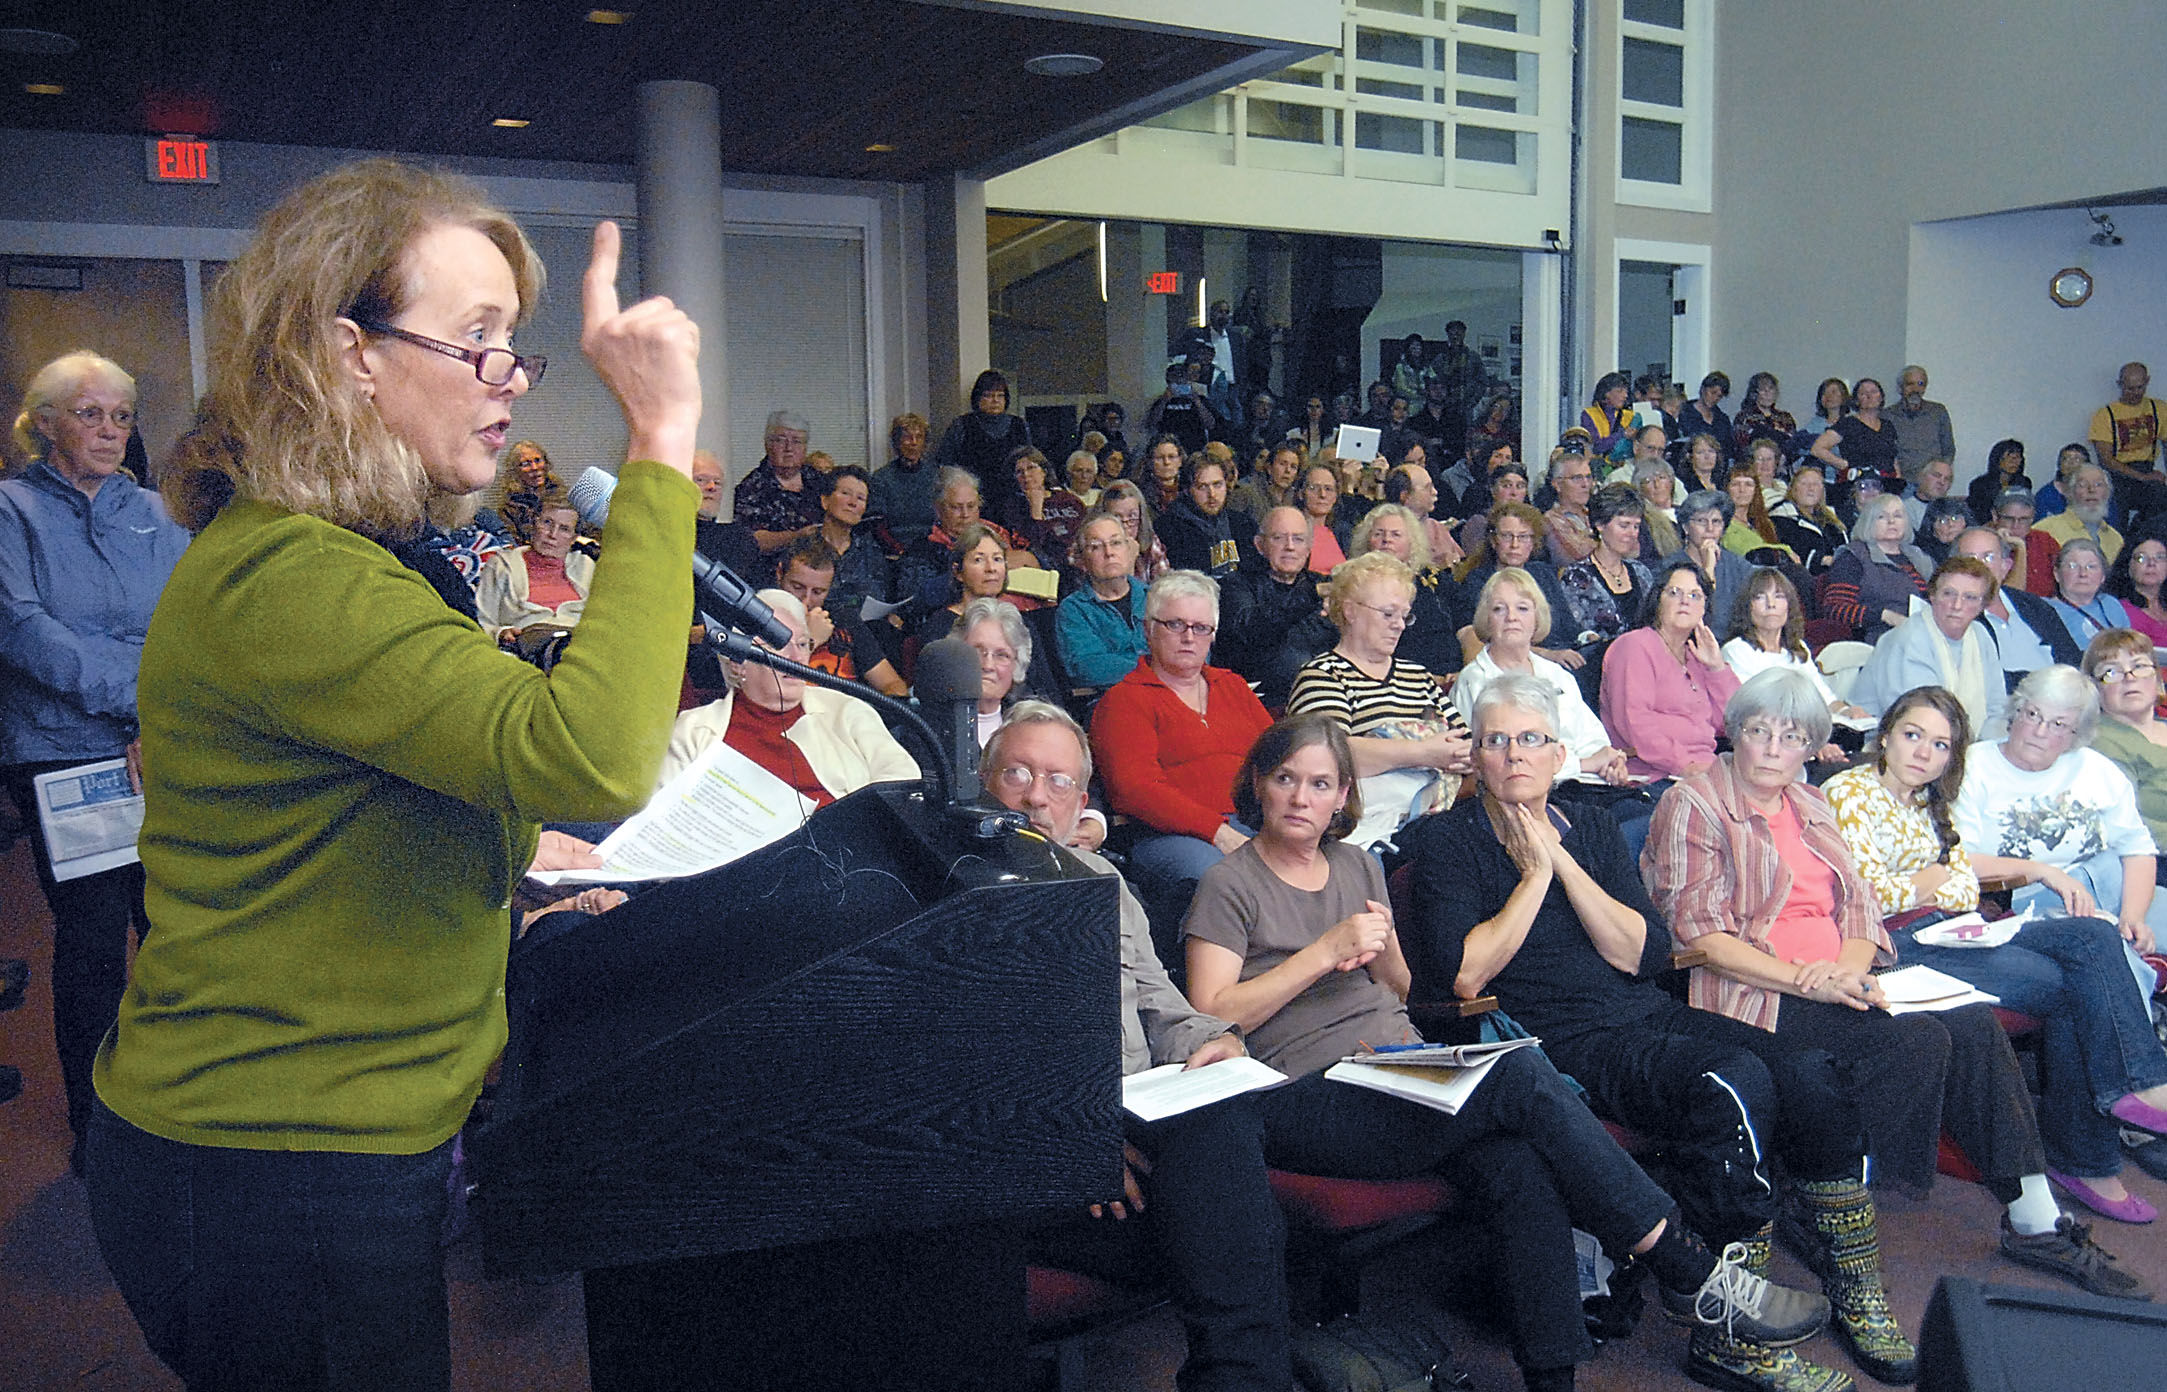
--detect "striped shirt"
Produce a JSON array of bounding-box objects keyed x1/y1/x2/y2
[{"x1": 1287, "y1": 649, "x2": 1462, "y2": 737}]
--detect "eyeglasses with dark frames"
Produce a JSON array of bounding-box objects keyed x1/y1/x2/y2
[{"x1": 350, "y1": 318, "x2": 546, "y2": 388}]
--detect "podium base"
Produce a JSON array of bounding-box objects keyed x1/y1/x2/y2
[{"x1": 583, "y1": 1221, "x2": 1027, "y2": 1392}]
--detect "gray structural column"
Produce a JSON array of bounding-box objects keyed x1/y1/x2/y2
[
  {"x1": 923, "y1": 174, "x2": 990, "y2": 425},
  {"x1": 637, "y1": 80, "x2": 732, "y2": 499}
]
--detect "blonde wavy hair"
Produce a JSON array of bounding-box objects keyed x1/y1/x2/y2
[
  {"x1": 10, "y1": 350, "x2": 134, "y2": 473},
  {"x1": 163, "y1": 159, "x2": 542, "y2": 538},
  {"x1": 1322, "y1": 549, "x2": 1414, "y2": 628}
]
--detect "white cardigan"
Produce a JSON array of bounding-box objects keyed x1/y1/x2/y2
[
  {"x1": 474, "y1": 546, "x2": 594, "y2": 633},
  {"x1": 658, "y1": 686, "x2": 921, "y2": 797},
  {"x1": 1453, "y1": 646, "x2": 1612, "y2": 780}
]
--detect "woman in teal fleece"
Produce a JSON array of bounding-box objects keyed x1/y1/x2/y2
[{"x1": 84, "y1": 159, "x2": 704, "y2": 1391}]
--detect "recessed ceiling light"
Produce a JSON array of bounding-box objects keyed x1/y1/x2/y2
[
  {"x1": 586, "y1": 9, "x2": 631, "y2": 22},
  {"x1": 864, "y1": 143, "x2": 895, "y2": 153},
  {"x1": 1024, "y1": 53, "x2": 1104, "y2": 78},
  {"x1": 492, "y1": 117, "x2": 530, "y2": 128},
  {"x1": 0, "y1": 27, "x2": 77, "y2": 55},
  {"x1": 24, "y1": 82, "x2": 64, "y2": 96}
]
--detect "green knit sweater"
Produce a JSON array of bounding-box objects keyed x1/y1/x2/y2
[{"x1": 95, "y1": 461, "x2": 697, "y2": 1153}]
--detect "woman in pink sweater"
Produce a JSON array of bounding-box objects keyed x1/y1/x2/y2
[{"x1": 1600, "y1": 558, "x2": 1742, "y2": 780}]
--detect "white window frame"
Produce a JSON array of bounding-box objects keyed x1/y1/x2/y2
[{"x1": 1614, "y1": 0, "x2": 1711, "y2": 212}]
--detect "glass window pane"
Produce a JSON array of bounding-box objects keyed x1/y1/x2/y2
[
  {"x1": 1456, "y1": 42, "x2": 1520, "y2": 83},
  {"x1": 1457, "y1": 3, "x2": 1537, "y2": 34},
  {"x1": 1357, "y1": 77, "x2": 1427, "y2": 101},
  {"x1": 1623, "y1": 0, "x2": 1685, "y2": 28},
  {"x1": 1356, "y1": 27, "x2": 1430, "y2": 70},
  {"x1": 1141, "y1": 94, "x2": 1228, "y2": 134},
  {"x1": 1621, "y1": 116, "x2": 1683, "y2": 183},
  {"x1": 1454, "y1": 125, "x2": 1521, "y2": 165},
  {"x1": 1356, "y1": 112, "x2": 1435, "y2": 155},
  {"x1": 1270, "y1": 65, "x2": 1329, "y2": 88},
  {"x1": 1622, "y1": 38, "x2": 1684, "y2": 107},
  {"x1": 1249, "y1": 99, "x2": 1328, "y2": 145},
  {"x1": 1357, "y1": 0, "x2": 1426, "y2": 14},
  {"x1": 1458, "y1": 89, "x2": 1516, "y2": 112}
]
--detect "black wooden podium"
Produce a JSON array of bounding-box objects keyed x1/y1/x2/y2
[{"x1": 470, "y1": 783, "x2": 1124, "y2": 1390}]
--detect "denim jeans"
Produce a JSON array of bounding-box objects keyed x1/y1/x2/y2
[
  {"x1": 86, "y1": 1099, "x2": 456, "y2": 1392},
  {"x1": 2014, "y1": 849, "x2": 2167, "y2": 946},
  {"x1": 1903, "y1": 913, "x2": 2167, "y2": 1178}
]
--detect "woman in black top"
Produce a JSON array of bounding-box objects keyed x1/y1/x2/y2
[
  {"x1": 1812, "y1": 378, "x2": 1900, "y2": 491},
  {"x1": 1966, "y1": 439, "x2": 2034, "y2": 524}
]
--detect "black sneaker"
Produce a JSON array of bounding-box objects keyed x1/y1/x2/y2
[
  {"x1": 2125, "y1": 1128, "x2": 2167, "y2": 1184},
  {"x1": 0, "y1": 957, "x2": 27, "y2": 1013},
  {"x1": 1660, "y1": 1242, "x2": 1830, "y2": 1346},
  {"x1": 1998, "y1": 1214, "x2": 2153, "y2": 1301},
  {"x1": 0, "y1": 1064, "x2": 20, "y2": 1106}
]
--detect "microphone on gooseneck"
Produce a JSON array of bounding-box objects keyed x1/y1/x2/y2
[
  {"x1": 689, "y1": 551, "x2": 793, "y2": 651},
  {"x1": 912, "y1": 637, "x2": 985, "y2": 801},
  {"x1": 568, "y1": 466, "x2": 617, "y2": 528}
]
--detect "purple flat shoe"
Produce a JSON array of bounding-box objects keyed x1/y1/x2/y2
[
  {"x1": 2110, "y1": 1094, "x2": 2167, "y2": 1135},
  {"x1": 2049, "y1": 1168, "x2": 2157, "y2": 1224}
]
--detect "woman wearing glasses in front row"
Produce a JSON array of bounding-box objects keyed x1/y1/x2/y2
[
  {"x1": 1646, "y1": 671, "x2": 2145, "y2": 1300},
  {"x1": 1088, "y1": 570, "x2": 1274, "y2": 948},
  {"x1": 2090, "y1": 628, "x2": 2167, "y2": 861},
  {"x1": 1288, "y1": 551, "x2": 1474, "y2": 850},
  {"x1": 2, "y1": 351, "x2": 189, "y2": 1175},
  {"x1": 1826, "y1": 683, "x2": 2167, "y2": 1226}
]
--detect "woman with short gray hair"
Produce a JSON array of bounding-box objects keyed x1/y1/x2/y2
[
  {"x1": 1666, "y1": 488, "x2": 1755, "y2": 641},
  {"x1": 736, "y1": 408, "x2": 823, "y2": 553},
  {"x1": 1954, "y1": 663, "x2": 2165, "y2": 941},
  {"x1": 1824, "y1": 491, "x2": 1931, "y2": 643}
]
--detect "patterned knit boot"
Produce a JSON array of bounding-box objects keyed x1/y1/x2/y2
[
  {"x1": 1685, "y1": 1326, "x2": 1856, "y2": 1392},
  {"x1": 1787, "y1": 1178, "x2": 1917, "y2": 1385}
]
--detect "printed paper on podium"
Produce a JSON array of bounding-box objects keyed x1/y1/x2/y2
[{"x1": 528, "y1": 740, "x2": 815, "y2": 886}]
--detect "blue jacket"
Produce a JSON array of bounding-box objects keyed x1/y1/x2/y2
[
  {"x1": 1055, "y1": 584, "x2": 1150, "y2": 690},
  {"x1": 0, "y1": 463, "x2": 189, "y2": 762}
]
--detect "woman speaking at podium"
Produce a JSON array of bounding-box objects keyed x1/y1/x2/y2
[{"x1": 83, "y1": 160, "x2": 704, "y2": 1390}]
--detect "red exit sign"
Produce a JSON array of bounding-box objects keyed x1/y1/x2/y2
[
  {"x1": 1144, "y1": 270, "x2": 1182, "y2": 296},
  {"x1": 145, "y1": 137, "x2": 220, "y2": 184}
]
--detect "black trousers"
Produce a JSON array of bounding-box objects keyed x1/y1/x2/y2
[
  {"x1": 1772, "y1": 998, "x2": 2044, "y2": 1200},
  {"x1": 5, "y1": 763, "x2": 148, "y2": 1142},
  {"x1": 1545, "y1": 999, "x2": 1868, "y2": 1244}
]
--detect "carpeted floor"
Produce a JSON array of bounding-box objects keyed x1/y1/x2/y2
[{"x1": 4, "y1": 833, "x2": 2164, "y2": 1390}]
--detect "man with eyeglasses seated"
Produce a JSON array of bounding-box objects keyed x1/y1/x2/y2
[
  {"x1": 1215, "y1": 506, "x2": 1335, "y2": 711},
  {"x1": 1405, "y1": 674, "x2": 1910, "y2": 1388},
  {"x1": 655, "y1": 588, "x2": 917, "y2": 804},
  {"x1": 1951, "y1": 527, "x2": 2081, "y2": 692}
]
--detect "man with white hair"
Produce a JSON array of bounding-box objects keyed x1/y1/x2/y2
[
  {"x1": 733, "y1": 409, "x2": 823, "y2": 555},
  {"x1": 2027, "y1": 462, "x2": 2123, "y2": 594}
]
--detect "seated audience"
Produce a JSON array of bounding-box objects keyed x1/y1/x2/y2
[
  {"x1": 474, "y1": 489, "x2": 590, "y2": 643},
  {"x1": 1989, "y1": 488, "x2": 2040, "y2": 594},
  {"x1": 2027, "y1": 463, "x2": 2123, "y2": 593},
  {"x1": 1542, "y1": 447, "x2": 1598, "y2": 566},
  {"x1": 659, "y1": 589, "x2": 919, "y2": 802},
  {"x1": 1230, "y1": 441, "x2": 1303, "y2": 523},
  {"x1": 1456, "y1": 458, "x2": 1531, "y2": 557},
  {"x1": 930, "y1": 369, "x2": 1031, "y2": 513},
  {"x1": 912, "y1": 523, "x2": 1042, "y2": 667},
  {"x1": 1158, "y1": 452, "x2": 1255, "y2": 579},
  {"x1": 1724, "y1": 465, "x2": 1793, "y2": 560},
  {"x1": 1902, "y1": 458, "x2": 1958, "y2": 534},
  {"x1": 1578, "y1": 371, "x2": 1634, "y2": 459},
  {"x1": 1720, "y1": 567, "x2": 1866, "y2": 761},
  {"x1": 1917, "y1": 498, "x2": 1971, "y2": 566},
  {"x1": 1186, "y1": 714, "x2": 1830, "y2": 1392},
  {"x1": 1141, "y1": 433, "x2": 1185, "y2": 516},
  {"x1": 1349, "y1": 503, "x2": 1461, "y2": 678},
  {"x1": 871, "y1": 412, "x2": 941, "y2": 548},
  {"x1": 1850, "y1": 556, "x2": 2007, "y2": 739},
  {"x1": 1950, "y1": 527, "x2": 2080, "y2": 692},
  {"x1": 1828, "y1": 684, "x2": 2167, "y2": 1226},
  {"x1": 1061, "y1": 448, "x2": 1102, "y2": 509},
  {"x1": 1287, "y1": 552, "x2": 1473, "y2": 850},
  {"x1": 813, "y1": 463, "x2": 891, "y2": 616},
  {"x1": 774, "y1": 536, "x2": 906, "y2": 698},
  {"x1": 990, "y1": 701, "x2": 1282, "y2": 1391},
  {"x1": 1099, "y1": 478, "x2": 1169, "y2": 586},
  {"x1": 1297, "y1": 462, "x2": 1351, "y2": 574},
  {"x1": 1215, "y1": 507, "x2": 1335, "y2": 710},
  {"x1": 1745, "y1": 436, "x2": 1790, "y2": 511},
  {"x1": 2090, "y1": 629, "x2": 2167, "y2": 857},
  {"x1": 483, "y1": 438, "x2": 563, "y2": 545},
  {"x1": 895, "y1": 467, "x2": 1026, "y2": 613},
  {"x1": 2044, "y1": 537, "x2": 2133, "y2": 651},
  {"x1": 1453, "y1": 502, "x2": 1582, "y2": 671},
  {"x1": 1954, "y1": 664, "x2": 2167, "y2": 939},
  {"x1": 1454, "y1": 570, "x2": 1628, "y2": 786},
  {"x1": 1633, "y1": 458, "x2": 1684, "y2": 561},
  {"x1": 1763, "y1": 465, "x2": 1842, "y2": 573},
  {"x1": 1666, "y1": 489, "x2": 1755, "y2": 641},
  {"x1": 1412, "y1": 676, "x2": 1903, "y2": 1387},
  {"x1": 1676, "y1": 430, "x2": 1730, "y2": 498},
  {"x1": 1733, "y1": 371, "x2": 1799, "y2": 463},
  {"x1": 1383, "y1": 459, "x2": 1466, "y2": 568},
  {"x1": 1822, "y1": 493, "x2": 1931, "y2": 644},
  {"x1": 997, "y1": 445, "x2": 1087, "y2": 567},
  {"x1": 2104, "y1": 531, "x2": 2167, "y2": 646},
  {"x1": 1600, "y1": 559, "x2": 1741, "y2": 781},
  {"x1": 735, "y1": 409, "x2": 824, "y2": 555},
  {"x1": 1556, "y1": 484, "x2": 1652, "y2": 668},
  {"x1": 1056, "y1": 513, "x2": 1150, "y2": 691},
  {"x1": 1645, "y1": 669, "x2": 2143, "y2": 1298},
  {"x1": 1966, "y1": 439, "x2": 2034, "y2": 524},
  {"x1": 1090, "y1": 570, "x2": 1274, "y2": 942},
  {"x1": 2035, "y1": 442, "x2": 2095, "y2": 520}
]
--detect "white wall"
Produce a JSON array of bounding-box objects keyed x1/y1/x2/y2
[
  {"x1": 1711, "y1": 0, "x2": 2167, "y2": 400},
  {"x1": 1908, "y1": 206, "x2": 2167, "y2": 489},
  {"x1": 1362, "y1": 243, "x2": 1523, "y2": 397}
]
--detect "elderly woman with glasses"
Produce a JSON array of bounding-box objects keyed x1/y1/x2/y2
[
  {"x1": 658, "y1": 587, "x2": 918, "y2": 803},
  {"x1": 1827, "y1": 683, "x2": 2167, "y2": 1226},
  {"x1": 2, "y1": 350, "x2": 189, "y2": 1172},
  {"x1": 1289, "y1": 552, "x2": 1474, "y2": 849},
  {"x1": 474, "y1": 485, "x2": 592, "y2": 645},
  {"x1": 1823, "y1": 492, "x2": 1933, "y2": 643},
  {"x1": 1600, "y1": 559, "x2": 1740, "y2": 781},
  {"x1": 1645, "y1": 670, "x2": 2145, "y2": 1300},
  {"x1": 2045, "y1": 537, "x2": 2133, "y2": 651},
  {"x1": 1667, "y1": 489, "x2": 1756, "y2": 642},
  {"x1": 1090, "y1": 570, "x2": 1275, "y2": 948},
  {"x1": 1350, "y1": 501, "x2": 1461, "y2": 678},
  {"x1": 2089, "y1": 628, "x2": 2167, "y2": 856},
  {"x1": 1955, "y1": 663, "x2": 2166, "y2": 943}
]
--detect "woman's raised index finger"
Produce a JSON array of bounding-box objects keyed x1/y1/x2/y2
[{"x1": 583, "y1": 221, "x2": 622, "y2": 330}]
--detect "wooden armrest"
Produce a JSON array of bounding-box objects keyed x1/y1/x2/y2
[
  {"x1": 1976, "y1": 874, "x2": 2026, "y2": 895},
  {"x1": 1671, "y1": 948, "x2": 1708, "y2": 970},
  {"x1": 1406, "y1": 996, "x2": 1498, "y2": 1036}
]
